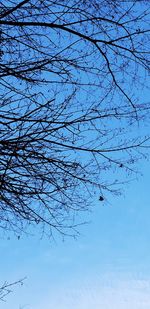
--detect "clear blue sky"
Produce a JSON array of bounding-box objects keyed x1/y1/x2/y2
[
  {"x1": 1, "y1": 158, "x2": 150, "y2": 309},
  {"x1": 1, "y1": 2, "x2": 150, "y2": 308}
]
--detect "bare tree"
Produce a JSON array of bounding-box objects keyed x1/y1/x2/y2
[
  {"x1": 0, "y1": 0, "x2": 150, "y2": 236},
  {"x1": 0, "y1": 278, "x2": 25, "y2": 302}
]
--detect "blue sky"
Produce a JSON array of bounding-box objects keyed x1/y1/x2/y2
[
  {"x1": 0, "y1": 3, "x2": 150, "y2": 308},
  {"x1": 1, "y1": 158, "x2": 150, "y2": 309}
]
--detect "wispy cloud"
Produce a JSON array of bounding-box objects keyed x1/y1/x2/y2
[{"x1": 36, "y1": 274, "x2": 150, "y2": 309}]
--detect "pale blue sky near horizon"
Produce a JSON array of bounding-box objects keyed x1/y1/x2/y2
[{"x1": 1, "y1": 157, "x2": 150, "y2": 309}]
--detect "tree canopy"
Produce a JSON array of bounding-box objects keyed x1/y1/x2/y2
[{"x1": 0, "y1": 0, "x2": 150, "y2": 237}]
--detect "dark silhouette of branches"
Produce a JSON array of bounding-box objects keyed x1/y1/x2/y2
[
  {"x1": 0, "y1": 278, "x2": 25, "y2": 302},
  {"x1": 0, "y1": 0, "x2": 150, "y2": 236}
]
